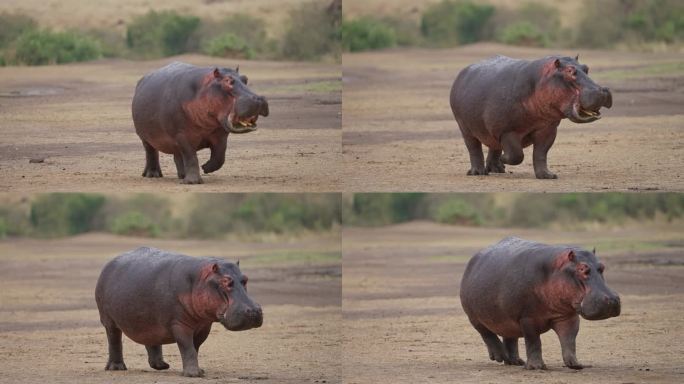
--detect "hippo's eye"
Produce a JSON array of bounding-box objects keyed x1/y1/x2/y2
[
  {"x1": 598, "y1": 264, "x2": 605, "y2": 274},
  {"x1": 241, "y1": 276, "x2": 248, "y2": 286}
]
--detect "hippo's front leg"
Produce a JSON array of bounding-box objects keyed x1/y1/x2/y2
[
  {"x1": 532, "y1": 128, "x2": 558, "y2": 179},
  {"x1": 520, "y1": 318, "x2": 546, "y2": 370},
  {"x1": 172, "y1": 324, "x2": 204, "y2": 377},
  {"x1": 177, "y1": 137, "x2": 203, "y2": 184},
  {"x1": 201, "y1": 135, "x2": 228, "y2": 174},
  {"x1": 500, "y1": 132, "x2": 525, "y2": 167},
  {"x1": 552, "y1": 316, "x2": 585, "y2": 369}
]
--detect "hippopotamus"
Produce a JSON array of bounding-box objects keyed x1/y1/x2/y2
[
  {"x1": 450, "y1": 55, "x2": 612, "y2": 179},
  {"x1": 95, "y1": 247, "x2": 263, "y2": 377},
  {"x1": 132, "y1": 62, "x2": 269, "y2": 184},
  {"x1": 460, "y1": 237, "x2": 620, "y2": 370}
]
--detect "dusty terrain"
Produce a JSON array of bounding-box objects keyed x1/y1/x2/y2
[
  {"x1": 0, "y1": 55, "x2": 340, "y2": 192},
  {"x1": 0, "y1": 233, "x2": 341, "y2": 383},
  {"x1": 342, "y1": 221, "x2": 684, "y2": 383},
  {"x1": 343, "y1": 44, "x2": 684, "y2": 191}
]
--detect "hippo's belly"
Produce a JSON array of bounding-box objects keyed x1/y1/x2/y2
[
  {"x1": 122, "y1": 324, "x2": 175, "y2": 346},
  {"x1": 472, "y1": 130, "x2": 501, "y2": 150}
]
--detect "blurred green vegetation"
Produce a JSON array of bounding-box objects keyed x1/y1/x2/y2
[
  {"x1": 341, "y1": 0, "x2": 684, "y2": 52},
  {"x1": 0, "y1": 1, "x2": 340, "y2": 66},
  {"x1": 0, "y1": 194, "x2": 340, "y2": 239},
  {"x1": 126, "y1": 11, "x2": 201, "y2": 58},
  {"x1": 341, "y1": 17, "x2": 396, "y2": 52},
  {"x1": 344, "y1": 193, "x2": 684, "y2": 228},
  {"x1": 420, "y1": 0, "x2": 495, "y2": 46},
  {"x1": 9, "y1": 29, "x2": 102, "y2": 65},
  {"x1": 281, "y1": 0, "x2": 341, "y2": 61}
]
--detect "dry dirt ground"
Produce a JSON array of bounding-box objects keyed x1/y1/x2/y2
[
  {"x1": 342, "y1": 221, "x2": 684, "y2": 383},
  {"x1": 343, "y1": 43, "x2": 684, "y2": 192},
  {"x1": 0, "y1": 233, "x2": 341, "y2": 383},
  {"x1": 0, "y1": 55, "x2": 341, "y2": 192}
]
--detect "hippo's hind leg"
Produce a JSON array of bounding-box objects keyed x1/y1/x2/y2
[
  {"x1": 103, "y1": 322, "x2": 127, "y2": 371},
  {"x1": 462, "y1": 132, "x2": 487, "y2": 176},
  {"x1": 141, "y1": 141, "x2": 163, "y2": 178},
  {"x1": 201, "y1": 136, "x2": 227, "y2": 174},
  {"x1": 471, "y1": 322, "x2": 507, "y2": 363},
  {"x1": 485, "y1": 149, "x2": 506, "y2": 173},
  {"x1": 503, "y1": 337, "x2": 525, "y2": 366},
  {"x1": 146, "y1": 345, "x2": 170, "y2": 370}
]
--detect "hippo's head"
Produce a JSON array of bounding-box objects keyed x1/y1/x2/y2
[
  {"x1": 204, "y1": 261, "x2": 263, "y2": 331},
  {"x1": 555, "y1": 248, "x2": 621, "y2": 321},
  {"x1": 212, "y1": 66, "x2": 269, "y2": 134},
  {"x1": 545, "y1": 56, "x2": 612, "y2": 124}
]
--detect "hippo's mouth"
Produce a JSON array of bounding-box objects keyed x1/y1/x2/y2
[
  {"x1": 222, "y1": 114, "x2": 258, "y2": 134},
  {"x1": 567, "y1": 102, "x2": 601, "y2": 124}
]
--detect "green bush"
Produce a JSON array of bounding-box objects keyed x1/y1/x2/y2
[
  {"x1": 126, "y1": 10, "x2": 200, "y2": 58},
  {"x1": 30, "y1": 194, "x2": 105, "y2": 237},
  {"x1": 434, "y1": 199, "x2": 482, "y2": 225},
  {"x1": 421, "y1": 0, "x2": 495, "y2": 46},
  {"x1": 498, "y1": 21, "x2": 548, "y2": 47},
  {"x1": 13, "y1": 29, "x2": 101, "y2": 65},
  {"x1": 341, "y1": 18, "x2": 396, "y2": 52},
  {"x1": 380, "y1": 16, "x2": 422, "y2": 47},
  {"x1": 281, "y1": 0, "x2": 341, "y2": 61},
  {"x1": 203, "y1": 33, "x2": 253, "y2": 59},
  {"x1": 199, "y1": 13, "x2": 269, "y2": 57},
  {"x1": 575, "y1": 0, "x2": 684, "y2": 48},
  {"x1": 110, "y1": 211, "x2": 159, "y2": 237},
  {"x1": 185, "y1": 194, "x2": 340, "y2": 238},
  {"x1": 0, "y1": 12, "x2": 36, "y2": 48}
]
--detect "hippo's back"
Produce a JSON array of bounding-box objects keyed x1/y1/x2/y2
[
  {"x1": 451, "y1": 56, "x2": 526, "y2": 113},
  {"x1": 95, "y1": 247, "x2": 193, "y2": 313}
]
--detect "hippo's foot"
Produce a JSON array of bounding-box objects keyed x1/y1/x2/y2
[
  {"x1": 201, "y1": 162, "x2": 221, "y2": 174},
  {"x1": 524, "y1": 359, "x2": 547, "y2": 370},
  {"x1": 563, "y1": 356, "x2": 586, "y2": 370},
  {"x1": 105, "y1": 361, "x2": 127, "y2": 371},
  {"x1": 467, "y1": 167, "x2": 488, "y2": 176},
  {"x1": 487, "y1": 349, "x2": 506, "y2": 363},
  {"x1": 182, "y1": 367, "x2": 205, "y2": 377},
  {"x1": 504, "y1": 357, "x2": 525, "y2": 366},
  {"x1": 534, "y1": 169, "x2": 557, "y2": 179},
  {"x1": 149, "y1": 360, "x2": 170, "y2": 370},
  {"x1": 180, "y1": 176, "x2": 203, "y2": 185},
  {"x1": 486, "y1": 161, "x2": 505, "y2": 173},
  {"x1": 142, "y1": 168, "x2": 163, "y2": 178}
]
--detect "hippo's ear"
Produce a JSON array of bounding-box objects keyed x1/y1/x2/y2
[
  {"x1": 236, "y1": 259, "x2": 240, "y2": 267},
  {"x1": 575, "y1": 54, "x2": 579, "y2": 62},
  {"x1": 235, "y1": 65, "x2": 240, "y2": 73},
  {"x1": 554, "y1": 58, "x2": 561, "y2": 69},
  {"x1": 592, "y1": 247, "x2": 596, "y2": 255},
  {"x1": 554, "y1": 249, "x2": 575, "y2": 269},
  {"x1": 240, "y1": 75, "x2": 248, "y2": 85},
  {"x1": 213, "y1": 68, "x2": 222, "y2": 79},
  {"x1": 211, "y1": 263, "x2": 220, "y2": 274}
]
